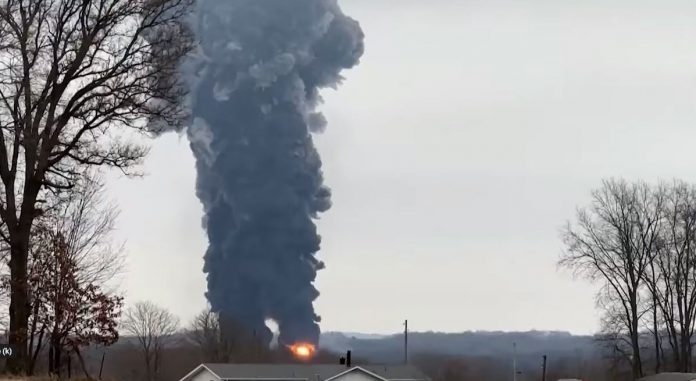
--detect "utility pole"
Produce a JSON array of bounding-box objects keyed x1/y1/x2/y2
[
  {"x1": 513, "y1": 342, "x2": 517, "y2": 381},
  {"x1": 542, "y1": 355, "x2": 547, "y2": 381},
  {"x1": 404, "y1": 320, "x2": 408, "y2": 364}
]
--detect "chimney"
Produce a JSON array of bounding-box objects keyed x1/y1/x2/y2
[
  {"x1": 346, "y1": 351, "x2": 352, "y2": 368},
  {"x1": 339, "y1": 357, "x2": 346, "y2": 365}
]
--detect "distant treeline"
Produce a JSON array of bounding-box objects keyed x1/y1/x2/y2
[
  {"x1": 322, "y1": 330, "x2": 618, "y2": 381},
  {"x1": 21, "y1": 330, "x2": 621, "y2": 381},
  {"x1": 321, "y1": 330, "x2": 597, "y2": 360}
]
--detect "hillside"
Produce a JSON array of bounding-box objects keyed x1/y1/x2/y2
[{"x1": 320, "y1": 330, "x2": 599, "y2": 362}]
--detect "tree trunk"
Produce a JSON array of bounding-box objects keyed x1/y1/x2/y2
[
  {"x1": 687, "y1": 341, "x2": 693, "y2": 372},
  {"x1": 55, "y1": 342, "x2": 62, "y2": 377},
  {"x1": 48, "y1": 344, "x2": 53, "y2": 375},
  {"x1": 153, "y1": 347, "x2": 161, "y2": 381},
  {"x1": 632, "y1": 336, "x2": 643, "y2": 380},
  {"x1": 29, "y1": 326, "x2": 45, "y2": 376},
  {"x1": 145, "y1": 352, "x2": 152, "y2": 381},
  {"x1": 681, "y1": 333, "x2": 690, "y2": 372},
  {"x1": 653, "y1": 325, "x2": 661, "y2": 374},
  {"x1": 631, "y1": 300, "x2": 644, "y2": 380},
  {"x1": 667, "y1": 322, "x2": 680, "y2": 371},
  {"x1": 653, "y1": 295, "x2": 661, "y2": 374},
  {"x1": 49, "y1": 334, "x2": 61, "y2": 377},
  {"x1": 659, "y1": 339, "x2": 666, "y2": 372},
  {"x1": 6, "y1": 233, "x2": 30, "y2": 374},
  {"x1": 74, "y1": 347, "x2": 92, "y2": 380}
]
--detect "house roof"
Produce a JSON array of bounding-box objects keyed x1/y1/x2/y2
[
  {"x1": 638, "y1": 373, "x2": 696, "y2": 381},
  {"x1": 189, "y1": 364, "x2": 429, "y2": 381}
]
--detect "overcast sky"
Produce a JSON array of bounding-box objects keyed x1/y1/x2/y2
[{"x1": 106, "y1": 0, "x2": 696, "y2": 335}]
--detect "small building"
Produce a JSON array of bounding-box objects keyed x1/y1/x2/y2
[
  {"x1": 639, "y1": 373, "x2": 696, "y2": 381},
  {"x1": 179, "y1": 364, "x2": 430, "y2": 381}
]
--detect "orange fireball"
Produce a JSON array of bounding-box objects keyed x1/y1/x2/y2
[{"x1": 288, "y1": 342, "x2": 316, "y2": 360}]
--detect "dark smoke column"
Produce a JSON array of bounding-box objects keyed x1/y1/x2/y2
[{"x1": 185, "y1": 0, "x2": 364, "y2": 348}]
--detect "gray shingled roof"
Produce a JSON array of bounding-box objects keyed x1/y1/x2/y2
[
  {"x1": 638, "y1": 373, "x2": 696, "y2": 381},
  {"x1": 201, "y1": 364, "x2": 430, "y2": 381}
]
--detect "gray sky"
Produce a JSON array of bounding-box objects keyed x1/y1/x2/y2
[{"x1": 107, "y1": 0, "x2": 696, "y2": 335}]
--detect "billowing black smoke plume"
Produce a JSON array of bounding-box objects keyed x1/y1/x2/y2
[{"x1": 182, "y1": 0, "x2": 364, "y2": 347}]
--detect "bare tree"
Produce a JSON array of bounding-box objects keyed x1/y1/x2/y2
[
  {"x1": 0, "y1": 170, "x2": 125, "y2": 376},
  {"x1": 0, "y1": 0, "x2": 192, "y2": 372},
  {"x1": 36, "y1": 172, "x2": 124, "y2": 288},
  {"x1": 122, "y1": 301, "x2": 180, "y2": 381},
  {"x1": 23, "y1": 171, "x2": 124, "y2": 376},
  {"x1": 560, "y1": 179, "x2": 664, "y2": 379},
  {"x1": 188, "y1": 307, "x2": 232, "y2": 363},
  {"x1": 642, "y1": 181, "x2": 696, "y2": 372}
]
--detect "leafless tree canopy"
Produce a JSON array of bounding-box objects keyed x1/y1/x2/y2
[
  {"x1": 644, "y1": 181, "x2": 696, "y2": 372},
  {"x1": 122, "y1": 301, "x2": 180, "y2": 381},
  {"x1": 188, "y1": 307, "x2": 231, "y2": 363},
  {"x1": 561, "y1": 179, "x2": 696, "y2": 379},
  {"x1": 0, "y1": 0, "x2": 193, "y2": 216},
  {"x1": 561, "y1": 179, "x2": 662, "y2": 379},
  {"x1": 0, "y1": 0, "x2": 193, "y2": 372},
  {"x1": 34, "y1": 172, "x2": 124, "y2": 287}
]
